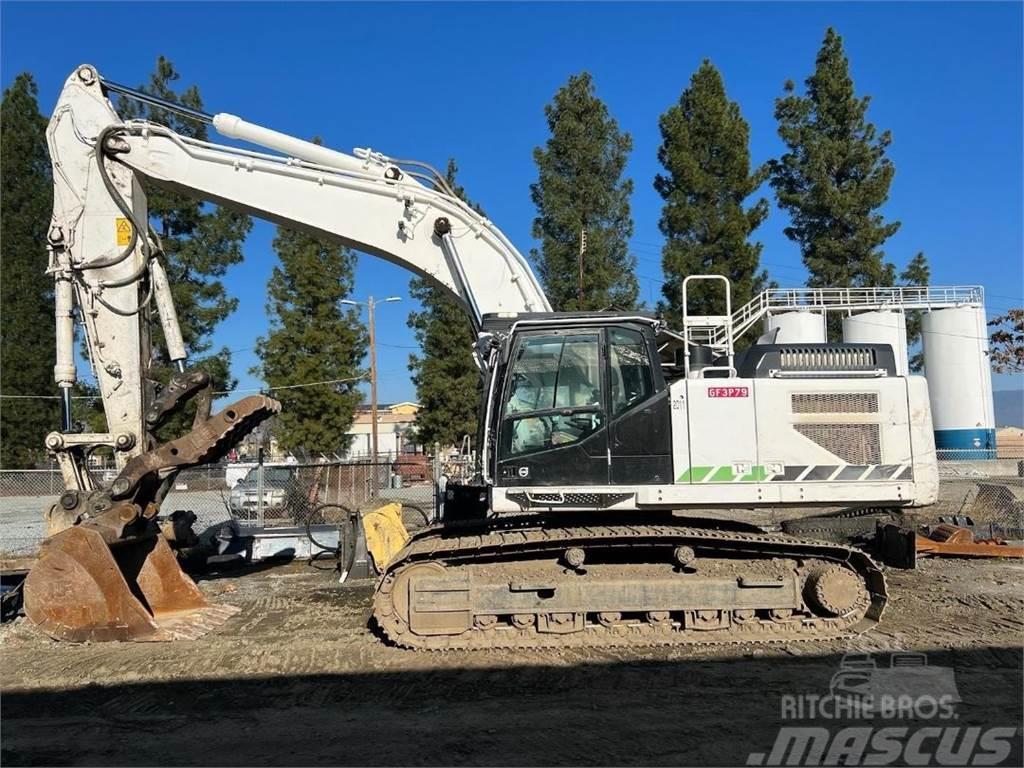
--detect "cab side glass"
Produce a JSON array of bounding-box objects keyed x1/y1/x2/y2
[
  {"x1": 608, "y1": 327, "x2": 654, "y2": 415},
  {"x1": 501, "y1": 333, "x2": 603, "y2": 458}
]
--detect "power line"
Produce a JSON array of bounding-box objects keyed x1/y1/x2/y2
[
  {"x1": 1, "y1": 374, "x2": 372, "y2": 401},
  {"x1": 215, "y1": 373, "x2": 367, "y2": 396},
  {"x1": 0, "y1": 394, "x2": 100, "y2": 400}
]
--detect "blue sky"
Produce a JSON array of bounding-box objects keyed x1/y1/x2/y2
[{"x1": 3, "y1": 1, "x2": 1022, "y2": 400}]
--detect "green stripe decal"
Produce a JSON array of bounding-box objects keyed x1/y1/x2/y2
[
  {"x1": 678, "y1": 466, "x2": 712, "y2": 483},
  {"x1": 678, "y1": 465, "x2": 769, "y2": 482},
  {"x1": 677, "y1": 464, "x2": 911, "y2": 483},
  {"x1": 740, "y1": 465, "x2": 768, "y2": 482},
  {"x1": 710, "y1": 466, "x2": 735, "y2": 482}
]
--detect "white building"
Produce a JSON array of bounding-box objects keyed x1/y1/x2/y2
[{"x1": 344, "y1": 402, "x2": 422, "y2": 458}]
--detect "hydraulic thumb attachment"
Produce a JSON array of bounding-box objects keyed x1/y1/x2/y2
[{"x1": 24, "y1": 394, "x2": 281, "y2": 642}]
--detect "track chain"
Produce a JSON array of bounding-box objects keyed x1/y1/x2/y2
[{"x1": 373, "y1": 522, "x2": 887, "y2": 651}]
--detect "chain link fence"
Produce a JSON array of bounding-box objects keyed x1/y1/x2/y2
[
  {"x1": 3, "y1": 454, "x2": 1022, "y2": 557},
  {"x1": 932, "y1": 471, "x2": 1024, "y2": 537},
  {"x1": 0, "y1": 458, "x2": 440, "y2": 557},
  {"x1": 936, "y1": 448, "x2": 1002, "y2": 462}
]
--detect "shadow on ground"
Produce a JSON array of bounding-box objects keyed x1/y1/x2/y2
[{"x1": 2, "y1": 646, "x2": 1020, "y2": 766}]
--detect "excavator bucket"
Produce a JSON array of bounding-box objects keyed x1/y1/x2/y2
[{"x1": 24, "y1": 526, "x2": 238, "y2": 642}]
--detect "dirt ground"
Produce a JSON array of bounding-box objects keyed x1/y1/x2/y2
[{"x1": 1, "y1": 555, "x2": 1021, "y2": 767}]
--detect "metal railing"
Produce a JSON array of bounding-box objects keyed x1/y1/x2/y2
[{"x1": 690, "y1": 285, "x2": 985, "y2": 347}]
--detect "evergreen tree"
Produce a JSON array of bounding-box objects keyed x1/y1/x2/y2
[
  {"x1": 770, "y1": 28, "x2": 907, "y2": 289},
  {"x1": 771, "y1": 28, "x2": 930, "y2": 344},
  {"x1": 253, "y1": 183, "x2": 366, "y2": 453},
  {"x1": 654, "y1": 60, "x2": 770, "y2": 328},
  {"x1": 1, "y1": 73, "x2": 59, "y2": 467},
  {"x1": 118, "y1": 57, "x2": 251, "y2": 434},
  {"x1": 407, "y1": 160, "x2": 482, "y2": 449},
  {"x1": 531, "y1": 73, "x2": 637, "y2": 311}
]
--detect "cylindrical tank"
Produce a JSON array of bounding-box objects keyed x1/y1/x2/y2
[
  {"x1": 922, "y1": 306, "x2": 996, "y2": 458},
  {"x1": 765, "y1": 311, "x2": 826, "y2": 343},
  {"x1": 843, "y1": 310, "x2": 909, "y2": 376}
]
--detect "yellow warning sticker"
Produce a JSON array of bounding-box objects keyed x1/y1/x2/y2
[{"x1": 115, "y1": 217, "x2": 132, "y2": 246}]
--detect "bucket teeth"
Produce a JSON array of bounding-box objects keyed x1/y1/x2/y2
[{"x1": 142, "y1": 605, "x2": 242, "y2": 642}]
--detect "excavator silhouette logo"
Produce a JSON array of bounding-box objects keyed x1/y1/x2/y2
[
  {"x1": 749, "y1": 653, "x2": 1018, "y2": 766},
  {"x1": 828, "y1": 652, "x2": 960, "y2": 715}
]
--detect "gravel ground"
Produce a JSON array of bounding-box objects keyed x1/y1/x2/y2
[{"x1": 1, "y1": 555, "x2": 1021, "y2": 766}]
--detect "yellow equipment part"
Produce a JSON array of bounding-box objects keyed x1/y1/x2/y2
[
  {"x1": 362, "y1": 503, "x2": 411, "y2": 572},
  {"x1": 24, "y1": 525, "x2": 238, "y2": 642}
]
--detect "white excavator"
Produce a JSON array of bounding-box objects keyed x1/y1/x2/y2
[{"x1": 24, "y1": 64, "x2": 939, "y2": 649}]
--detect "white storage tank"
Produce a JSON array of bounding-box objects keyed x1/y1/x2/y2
[
  {"x1": 922, "y1": 306, "x2": 996, "y2": 458},
  {"x1": 764, "y1": 311, "x2": 826, "y2": 343},
  {"x1": 843, "y1": 310, "x2": 909, "y2": 376}
]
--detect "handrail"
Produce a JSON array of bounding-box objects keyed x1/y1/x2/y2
[{"x1": 699, "y1": 285, "x2": 985, "y2": 346}]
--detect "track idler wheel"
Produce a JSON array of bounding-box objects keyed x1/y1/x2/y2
[
  {"x1": 804, "y1": 565, "x2": 866, "y2": 617},
  {"x1": 387, "y1": 562, "x2": 472, "y2": 638}
]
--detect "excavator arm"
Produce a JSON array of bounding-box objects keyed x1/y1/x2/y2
[{"x1": 27, "y1": 63, "x2": 549, "y2": 642}]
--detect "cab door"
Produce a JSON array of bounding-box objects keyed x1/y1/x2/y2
[
  {"x1": 606, "y1": 327, "x2": 672, "y2": 484},
  {"x1": 495, "y1": 331, "x2": 609, "y2": 487}
]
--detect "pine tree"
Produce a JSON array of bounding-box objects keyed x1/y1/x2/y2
[
  {"x1": 0, "y1": 73, "x2": 59, "y2": 467},
  {"x1": 655, "y1": 60, "x2": 770, "y2": 328},
  {"x1": 118, "y1": 57, "x2": 251, "y2": 434},
  {"x1": 771, "y1": 28, "x2": 907, "y2": 289},
  {"x1": 771, "y1": 28, "x2": 930, "y2": 345},
  {"x1": 531, "y1": 73, "x2": 637, "y2": 311},
  {"x1": 407, "y1": 160, "x2": 482, "y2": 449},
  {"x1": 253, "y1": 186, "x2": 366, "y2": 454}
]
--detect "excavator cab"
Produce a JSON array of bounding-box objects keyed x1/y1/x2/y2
[{"x1": 492, "y1": 316, "x2": 673, "y2": 488}]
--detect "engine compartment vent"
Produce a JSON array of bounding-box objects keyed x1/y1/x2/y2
[
  {"x1": 779, "y1": 347, "x2": 876, "y2": 370},
  {"x1": 794, "y1": 423, "x2": 882, "y2": 465},
  {"x1": 736, "y1": 343, "x2": 897, "y2": 378},
  {"x1": 792, "y1": 393, "x2": 880, "y2": 414}
]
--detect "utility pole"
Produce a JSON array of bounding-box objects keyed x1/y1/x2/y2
[
  {"x1": 578, "y1": 227, "x2": 587, "y2": 307},
  {"x1": 341, "y1": 295, "x2": 402, "y2": 462},
  {"x1": 368, "y1": 296, "x2": 378, "y2": 461}
]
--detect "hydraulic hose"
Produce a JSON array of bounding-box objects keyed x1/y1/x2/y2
[
  {"x1": 86, "y1": 271, "x2": 155, "y2": 316},
  {"x1": 77, "y1": 127, "x2": 174, "y2": 315},
  {"x1": 388, "y1": 157, "x2": 457, "y2": 198},
  {"x1": 79, "y1": 126, "x2": 150, "y2": 271},
  {"x1": 304, "y1": 503, "x2": 359, "y2": 580}
]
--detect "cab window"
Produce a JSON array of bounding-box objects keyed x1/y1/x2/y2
[
  {"x1": 608, "y1": 327, "x2": 654, "y2": 415},
  {"x1": 501, "y1": 333, "x2": 602, "y2": 457}
]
